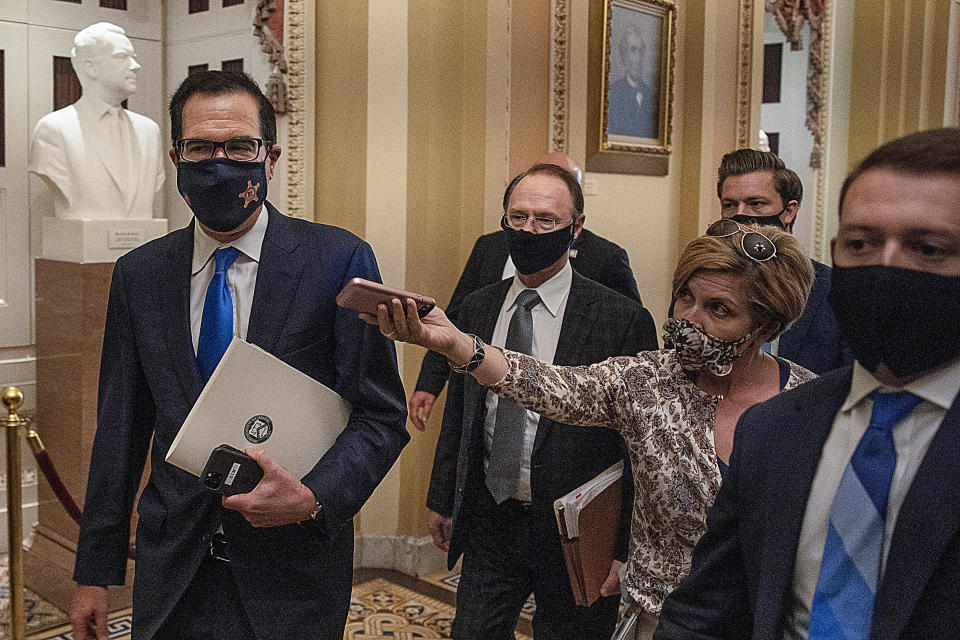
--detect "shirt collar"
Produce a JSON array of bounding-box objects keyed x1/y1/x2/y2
[
  {"x1": 191, "y1": 206, "x2": 269, "y2": 275},
  {"x1": 842, "y1": 356, "x2": 960, "y2": 412},
  {"x1": 77, "y1": 93, "x2": 124, "y2": 120},
  {"x1": 504, "y1": 260, "x2": 572, "y2": 317}
]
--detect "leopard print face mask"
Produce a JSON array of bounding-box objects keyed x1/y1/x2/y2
[{"x1": 662, "y1": 317, "x2": 757, "y2": 377}]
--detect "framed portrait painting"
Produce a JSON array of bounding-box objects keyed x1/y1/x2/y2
[{"x1": 586, "y1": 0, "x2": 676, "y2": 175}]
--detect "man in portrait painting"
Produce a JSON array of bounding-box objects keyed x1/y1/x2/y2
[{"x1": 607, "y1": 19, "x2": 660, "y2": 139}]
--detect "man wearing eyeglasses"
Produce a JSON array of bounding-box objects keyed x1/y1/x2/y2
[
  {"x1": 656, "y1": 127, "x2": 960, "y2": 639},
  {"x1": 69, "y1": 70, "x2": 408, "y2": 640},
  {"x1": 426, "y1": 163, "x2": 657, "y2": 639},
  {"x1": 409, "y1": 152, "x2": 643, "y2": 430},
  {"x1": 715, "y1": 149, "x2": 852, "y2": 375}
]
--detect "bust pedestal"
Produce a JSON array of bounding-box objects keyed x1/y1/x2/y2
[
  {"x1": 40, "y1": 217, "x2": 168, "y2": 263},
  {"x1": 24, "y1": 218, "x2": 167, "y2": 612}
]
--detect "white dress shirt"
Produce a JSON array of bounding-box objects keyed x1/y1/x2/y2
[
  {"x1": 483, "y1": 260, "x2": 572, "y2": 502},
  {"x1": 784, "y1": 357, "x2": 960, "y2": 639},
  {"x1": 189, "y1": 208, "x2": 269, "y2": 355}
]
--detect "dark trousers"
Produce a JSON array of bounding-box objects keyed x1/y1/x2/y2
[
  {"x1": 152, "y1": 555, "x2": 258, "y2": 640},
  {"x1": 451, "y1": 487, "x2": 620, "y2": 640}
]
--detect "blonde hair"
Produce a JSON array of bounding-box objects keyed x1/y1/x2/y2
[{"x1": 672, "y1": 224, "x2": 814, "y2": 338}]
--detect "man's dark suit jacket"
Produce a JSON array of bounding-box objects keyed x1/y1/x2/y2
[
  {"x1": 655, "y1": 365, "x2": 960, "y2": 640},
  {"x1": 425, "y1": 271, "x2": 658, "y2": 569},
  {"x1": 415, "y1": 228, "x2": 643, "y2": 397},
  {"x1": 74, "y1": 203, "x2": 409, "y2": 640},
  {"x1": 607, "y1": 76, "x2": 659, "y2": 139},
  {"x1": 777, "y1": 260, "x2": 853, "y2": 375}
]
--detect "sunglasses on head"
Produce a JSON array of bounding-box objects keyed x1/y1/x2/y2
[{"x1": 706, "y1": 219, "x2": 777, "y2": 262}]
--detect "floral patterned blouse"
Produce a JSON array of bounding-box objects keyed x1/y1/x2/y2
[{"x1": 489, "y1": 348, "x2": 816, "y2": 614}]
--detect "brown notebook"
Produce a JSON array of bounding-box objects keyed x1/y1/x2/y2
[{"x1": 553, "y1": 462, "x2": 624, "y2": 607}]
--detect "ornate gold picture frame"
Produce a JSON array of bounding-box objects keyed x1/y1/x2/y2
[{"x1": 586, "y1": 0, "x2": 676, "y2": 175}]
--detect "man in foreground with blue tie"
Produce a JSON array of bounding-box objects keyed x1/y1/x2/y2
[
  {"x1": 654, "y1": 127, "x2": 960, "y2": 639},
  {"x1": 69, "y1": 70, "x2": 408, "y2": 640}
]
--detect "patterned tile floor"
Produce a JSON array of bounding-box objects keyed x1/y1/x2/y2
[
  {"x1": 0, "y1": 564, "x2": 534, "y2": 639},
  {"x1": 424, "y1": 571, "x2": 536, "y2": 621}
]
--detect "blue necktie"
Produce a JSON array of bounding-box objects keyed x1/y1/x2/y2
[
  {"x1": 808, "y1": 389, "x2": 923, "y2": 640},
  {"x1": 197, "y1": 247, "x2": 241, "y2": 382}
]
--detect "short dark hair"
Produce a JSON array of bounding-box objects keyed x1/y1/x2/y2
[
  {"x1": 838, "y1": 127, "x2": 960, "y2": 215},
  {"x1": 716, "y1": 148, "x2": 803, "y2": 207},
  {"x1": 502, "y1": 163, "x2": 584, "y2": 220},
  {"x1": 169, "y1": 70, "x2": 276, "y2": 145}
]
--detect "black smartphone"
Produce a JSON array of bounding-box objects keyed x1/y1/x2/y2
[{"x1": 201, "y1": 444, "x2": 264, "y2": 496}]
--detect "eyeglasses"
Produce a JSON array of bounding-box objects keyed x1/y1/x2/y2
[
  {"x1": 174, "y1": 137, "x2": 270, "y2": 162},
  {"x1": 502, "y1": 213, "x2": 573, "y2": 233},
  {"x1": 706, "y1": 219, "x2": 777, "y2": 262}
]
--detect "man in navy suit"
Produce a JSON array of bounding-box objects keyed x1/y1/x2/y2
[
  {"x1": 715, "y1": 149, "x2": 852, "y2": 375},
  {"x1": 656, "y1": 128, "x2": 960, "y2": 639},
  {"x1": 69, "y1": 71, "x2": 408, "y2": 640},
  {"x1": 426, "y1": 164, "x2": 658, "y2": 639},
  {"x1": 408, "y1": 152, "x2": 643, "y2": 429}
]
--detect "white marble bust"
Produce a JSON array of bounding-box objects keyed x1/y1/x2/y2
[{"x1": 29, "y1": 22, "x2": 165, "y2": 220}]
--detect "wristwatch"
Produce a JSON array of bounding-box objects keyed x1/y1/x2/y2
[{"x1": 448, "y1": 334, "x2": 485, "y2": 373}]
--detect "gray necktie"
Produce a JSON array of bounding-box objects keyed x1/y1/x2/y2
[{"x1": 486, "y1": 288, "x2": 540, "y2": 504}]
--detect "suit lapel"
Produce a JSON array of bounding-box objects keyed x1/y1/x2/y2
[
  {"x1": 779, "y1": 261, "x2": 826, "y2": 354},
  {"x1": 466, "y1": 280, "x2": 508, "y2": 424},
  {"x1": 532, "y1": 273, "x2": 594, "y2": 455},
  {"x1": 872, "y1": 397, "x2": 960, "y2": 640},
  {"x1": 462, "y1": 281, "x2": 511, "y2": 475},
  {"x1": 753, "y1": 370, "x2": 853, "y2": 636},
  {"x1": 246, "y1": 204, "x2": 304, "y2": 353},
  {"x1": 159, "y1": 224, "x2": 203, "y2": 405}
]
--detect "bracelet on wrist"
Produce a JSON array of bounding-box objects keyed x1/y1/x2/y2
[{"x1": 448, "y1": 334, "x2": 485, "y2": 373}]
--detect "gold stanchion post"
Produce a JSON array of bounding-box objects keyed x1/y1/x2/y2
[{"x1": 2, "y1": 387, "x2": 27, "y2": 640}]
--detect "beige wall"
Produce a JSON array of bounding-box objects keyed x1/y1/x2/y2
[
  {"x1": 509, "y1": 0, "x2": 552, "y2": 176},
  {"x1": 848, "y1": 0, "x2": 952, "y2": 169},
  {"x1": 313, "y1": 1, "x2": 368, "y2": 236},
  {"x1": 399, "y1": 0, "x2": 490, "y2": 536}
]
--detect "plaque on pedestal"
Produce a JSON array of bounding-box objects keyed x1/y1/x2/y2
[{"x1": 41, "y1": 217, "x2": 168, "y2": 264}]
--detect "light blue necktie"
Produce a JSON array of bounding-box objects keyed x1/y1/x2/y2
[
  {"x1": 197, "y1": 247, "x2": 241, "y2": 382},
  {"x1": 808, "y1": 389, "x2": 923, "y2": 640}
]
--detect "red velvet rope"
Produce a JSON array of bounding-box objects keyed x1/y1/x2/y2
[{"x1": 31, "y1": 447, "x2": 135, "y2": 559}]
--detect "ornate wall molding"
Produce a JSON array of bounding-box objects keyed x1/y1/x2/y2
[
  {"x1": 736, "y1": 0, "x2": 757, "y2": 148},
  {"x1": 255, "y1": 0, "x2": 289, "y2": 115},
  {"x1": 812, "y1": 0, "x2": 832, "y2": 260},
  {"x1": 285, "y1": 0, "x2": 306, "y2": 218},
  {"x1": 549, "y1": 0, "x2": 570, "y2": 152}
]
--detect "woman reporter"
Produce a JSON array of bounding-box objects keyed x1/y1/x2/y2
[{"x1": 367, "y1": 222, "x2": 815, "y2": 636}]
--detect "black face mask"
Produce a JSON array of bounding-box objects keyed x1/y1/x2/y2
[
  {"x1": 177, "y1": 158, "x2": 268, "y2": 232},
  {"x1": 829, "y1": 264, "x2": 960, "y2": 378},
  {"x1": 501, "y1": 217, "x2": 575, "y2": 275},
  {"x1": 730, "y1": 209, "x2": 788, "y2": 230}
]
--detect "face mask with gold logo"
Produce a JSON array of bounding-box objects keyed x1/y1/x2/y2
[{"x1": 177, "y1": 158, "x2": 267, "y2": 232}]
